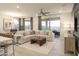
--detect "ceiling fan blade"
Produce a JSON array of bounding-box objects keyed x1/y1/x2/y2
[
  {"x1": 39, "y1": 8, "x2": 50, "y2": 16},
  {"x1": 44, "y1": 12, "x2": 50, "y2": 14},
  {"x1": 41, "y1": 9, "x2": 44, "y2": 14}
]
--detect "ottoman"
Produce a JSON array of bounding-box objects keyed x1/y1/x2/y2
[{"x1": 30, "y1": 36, "x2": 46, "y2": 46}]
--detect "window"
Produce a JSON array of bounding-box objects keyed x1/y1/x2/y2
[
  {"x1": 13, "y1": 17, "x2": 19, "y2": 30},
  {"x1": 50, "y1": 20, "x2": 60, "y2": 31},
  {"x1": 41, "y1": 21, "x2": 46, "y2": 30},
  {"x1": 24, "y1": 18, "x2": 31, "y2": 31},
  {"x1": 41, "y1": 17, "x2": 60, "y2": 31}
]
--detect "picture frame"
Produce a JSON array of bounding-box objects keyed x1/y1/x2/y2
[{"x1": 3, "y1": 18, "x2": 12, "y2": 31}]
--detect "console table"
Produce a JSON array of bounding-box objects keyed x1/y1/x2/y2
[{"x1": 64, "y1": 37, "x2": 76, "y2": 55}]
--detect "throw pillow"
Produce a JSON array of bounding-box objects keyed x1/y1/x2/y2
[
  {"x1": 35, "y1": 31, "x2": 40, "y2": 35},
  {"x1": 45, "y1": 31, "x2": 49, "y2": 35},
  {"x1": 31, "y1": 30, "x2": 35, "y2": 34},
  {"x1": 23, "y1": 31, "x2": 31, "y2": 36},
  {"x1": 39, "y1": 31, "x2": 45, "y2": 35}
]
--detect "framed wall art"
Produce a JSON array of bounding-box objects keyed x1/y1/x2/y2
[{"x1": 3, "y1": 18, "x2": 12, "y2": 31}]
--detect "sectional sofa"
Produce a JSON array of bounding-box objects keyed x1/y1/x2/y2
[
  {"x1": 13, "y1": 30, "x2": 54, "y2": 55},
  {"x1": 14, "y1": 30, "x2": 54, "y2": 45}
]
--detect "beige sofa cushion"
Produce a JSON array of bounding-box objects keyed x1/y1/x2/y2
[
  {"x1": 23, "y1": 31, "x2": 31, "y2": 36},
  {"x1": 31, "y1": 30, "x2": 35, "y2": 34},
  {"x1": 35, "y1": 31, "x2": 40, "y2": 35},
  {"x1": 23, "y1": 30, "x2": 35, "y2": 36},
  {"x1": 39, "y1": 31, "x2": 45, "y2": 35},
  {"x1": 44, "y1": 31, "x2": 49, "y2": 35},
  {"x1": 35, "y1": 30, "x2": 46, "y2": 35},
  {"x1": 18, "y1": 35, "x2": 34, "y2": 44},
  {"x1": 34, "y1": 30, "x2": 53, "y2": 41},
  {"x1": 44, "y1": 30, "x2": 53, "y2": 41},
  {"x1": 15, "y1": 31, "x2": 24, "y2": 35}
]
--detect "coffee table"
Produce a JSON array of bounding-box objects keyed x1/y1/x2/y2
[{"x1": 30, "y1": 36, "x2": 46, "y2": 46}]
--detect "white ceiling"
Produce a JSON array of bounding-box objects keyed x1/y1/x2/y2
[{"x1": 0, "y1": 3, "x2": 74, "y2": 17}]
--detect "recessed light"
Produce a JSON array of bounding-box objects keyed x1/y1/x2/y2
[
  {"x1": 16, "y1": 5, "x2": 19, "y2": 8},
  {"x1": 59, "y1": 10, "x2": 62, "y2": 13}
]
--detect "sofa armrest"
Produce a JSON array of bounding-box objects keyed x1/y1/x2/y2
[
  {"x1": 47, "y1": 31, "x2": 55, "y2": 41},
  {"x1": 18, "y1": 35, "x2": 34, "y2": 44}
]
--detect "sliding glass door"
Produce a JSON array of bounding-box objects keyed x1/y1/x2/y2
[
  {"x1": 41, "y1": 20, "x2": 50, "y2": 30},
  {"x1": 50, "y1": 20, "x2": 60, "y2": 31},
  {"x1": 41, "y1": 17, "x2": 60, "y2": 38},
  {"x1": 41, "y1": 17, "x2": 60, "y2": 31}
]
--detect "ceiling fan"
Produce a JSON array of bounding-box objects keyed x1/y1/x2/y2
[{"x1": 39, "y1": 9, "x2": 50, "y2": 16}]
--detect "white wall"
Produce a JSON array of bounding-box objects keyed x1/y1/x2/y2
[
  {"x1": 33, "y1": 16, "x2": 39, "y2": 30},
  {"x1": 0, "y1": 16, "x2": 4, "y2": 32},
  {"x1": 60, "y1": 13, "x2": 74, "y2": 39}
]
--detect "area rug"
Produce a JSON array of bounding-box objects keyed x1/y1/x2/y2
[{"x1": 18, "y1": 41, "x2": 53, "y2": 55}]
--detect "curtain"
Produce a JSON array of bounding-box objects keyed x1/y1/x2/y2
[
  {"x1": 19, "y1": 18, "x2": 25, "y2": 30},
  {"x1": 38, "y1": 16, "x2": 42, "y2": 30},
  {"x1": 30, "y1": 17, "x2": 33, "y2": 30}
]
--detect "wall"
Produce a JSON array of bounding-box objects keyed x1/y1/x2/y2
[
  {"x1": 33, "y1": 16, "x2": 39, "y2": 30},
  {"x1": 60, "y1": 13, "x2": 74, "y2": 39},
  {"x1": 0, "y1": 16, "x2": 4, "y2": 32}
]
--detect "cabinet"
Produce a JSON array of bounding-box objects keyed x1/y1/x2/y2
[{"x1": 64, "y1": 37, "x2": 76, "y2": 54}]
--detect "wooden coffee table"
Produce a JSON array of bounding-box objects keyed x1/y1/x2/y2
[{"x1": 30, "y1": 36, "x2": 46, "y2": 46}]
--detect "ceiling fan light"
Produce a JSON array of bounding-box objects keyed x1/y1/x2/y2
[{"x1": 59, "y1": 10, "x2": 62, "y2": 13}]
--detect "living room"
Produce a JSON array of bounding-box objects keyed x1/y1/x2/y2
[{"x1": 0, "y1": 3, "x2": 78, "y2": 56}]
